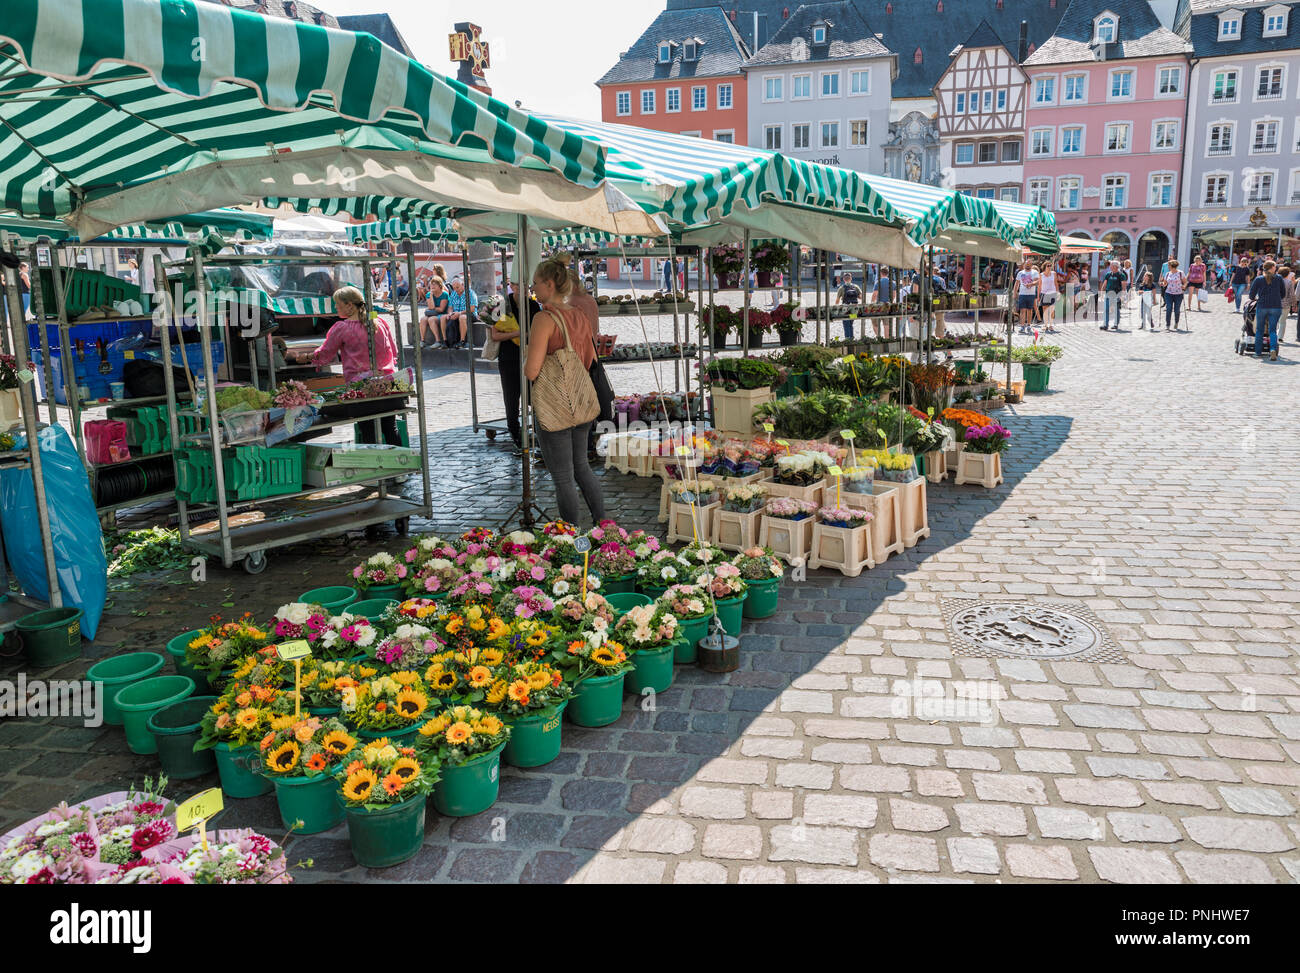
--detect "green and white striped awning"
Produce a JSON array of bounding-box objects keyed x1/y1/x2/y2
[
  {"x1": 869, "y1": 178, "x2": 1020, "y2": 250},
  {"x1": 0, "y1": 0, "x2": 666, "y2": 240},
  {"x1": 208, "y1": 290, "x2": 333, "y2": 317},
  {"x1": 0, "y1": 208, "x2": 273, "y2": 245},
  {"x1": 347, "y1": 218, "x2": 459, "y2": 245},
  {"x1": 266, "y1": 197, "x2": 460, "y2": 223}
]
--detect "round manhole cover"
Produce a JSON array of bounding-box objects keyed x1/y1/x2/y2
[{"x1": 948, "y1": 603, "x2": 1104, "y2": 659}]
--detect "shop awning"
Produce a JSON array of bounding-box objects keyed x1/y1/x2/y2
[
  {"x1": 0, "y1": 208, "x2": 273, "y2": 245},
  {"x1": 0, "y1": 0, "x2": 664, "y2": 239},
  {"x1": 348, "y1": 218, "x2": 459, "y2": 246}
]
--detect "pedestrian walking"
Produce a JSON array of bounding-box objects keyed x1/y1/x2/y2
[
  {"x1": 1229, "y1": 257, "x2": 1252, "y2": 312},
  {"x1": 1279, "y1": 266, "x2": 1296, "y2": 342},
  {"x1": 1186, "y1": 255, "x2": 1207, "y2": 311},
  {"x1": 1014, "y1": 258, "x2": 1039, "y2": 334},
  {"x1": 1160, "y1": 260, "x2": 1187, "y2": 331},
  {"x1": 837, "y1": 274, "x2": 862, "y2": 339},
  {"x1": 1137, "y1": 271, "x2": 1157, "y2": 329},
  {"x1": 1248, "y1": 259, "x2": 1285, "y2": 360},
  {"x1": 1099, "y1": 260, "x2": 1126, "y2": 331},
  {"x1": 1038, "y1": 259, "x2": 1060, "y2": 333}
]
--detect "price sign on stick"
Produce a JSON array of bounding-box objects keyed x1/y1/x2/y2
[
  {"x1": 177, "y1": 787, "x2": 224, "y2": 852},
  {"x1": 16, "y1": 369, "x2": 34, "y2": 384},
  {"x1": 828, "y1": 465, "x2": 843, "y2": 506},
  {"x1": 841, "y1": 357, "x2": 863, "y2": 397},
  {"x1": 762, "y1": 422, "x2": 775, "y2": 443},
  {"x1": 840, "y1": 429, "x2": 857, "y2": 467},
  {"x1": 574, "y1": 536, "x2": 592, "y2": 599},
  {"x1": 775, "y1": 439, "x2": 790, "y2": 453},
  {"x1": 277, "y1": 640, "x2": 311, "y2": 717}
]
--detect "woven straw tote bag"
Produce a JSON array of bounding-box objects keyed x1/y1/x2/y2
[{"x1": 532, "y1": 306, "x2": 600, "y2": 432}]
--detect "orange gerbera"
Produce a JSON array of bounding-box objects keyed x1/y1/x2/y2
[
  {"x1": 305, "y1": 752, "x2": 328, "y2": 772},
  {"x1": 507, "y1": 680, "x2": 531, "y2": 705},
  {"x1": 382, "y1": 771, "x2": 405, "y2": 796},
  {"x1": 445, "y1": 721, "x2": 473, "y2": 745},
  {"x1": 446, "y1": 617, "x2": 464, "y2": 635},
  {"x1": 468, "y1": 665, "x2": 493, "y2": 688},
  {"x1": 345, "y1": 759, "x2": 365, "y2": 775}
]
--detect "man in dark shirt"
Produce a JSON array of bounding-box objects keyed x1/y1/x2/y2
[
  {"x1": 838, "y1": 274, "x2": 862, "y2": 339},
  {"x1": 1230, "y1": 258, "x2": 1253, "y2": 313},
  {"x1": 1249, "y1": 259, "x2": 1285, "y2": 360},
  {"x1": 1099, "y1": 261, "x2": 1127, "y2": 331}
]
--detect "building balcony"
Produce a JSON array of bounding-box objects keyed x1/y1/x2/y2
[
  {"x1": 1246, "y1": 195, "x2": 1274, "y2": 205},
  {"x1": 1290, "y1": 190, "x2": 1300, "y2": 204},
  {"x1": 1203, "y1": 198, "x2": 1229, "y2": 207},
  {"x1": 1207, "y1": 145, "x2": 1233, "y2": 156},
  {"x1": 1256, "y1": 90, "x2": 1284, "y2": 101}
]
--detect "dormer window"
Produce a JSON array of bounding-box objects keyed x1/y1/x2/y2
[
  {"x1": 683, "y1": 39, "x2": 700, "y2": 61},
  {"x1": 658, "y1": 41, "x2": 673, "y2": 63},
  {"x1": 1263, "y1": 5, "x2": 1289, "y2": 37},
  {"x1": 813, "y1": 22, "x2": 828, "y2": 44},
  {"x1": 1094, "y1": 13, "x2": 1117, "y2": 44},
  {"x1": 1218, "y1": 11, "x2": 1242, "y2": 40}
]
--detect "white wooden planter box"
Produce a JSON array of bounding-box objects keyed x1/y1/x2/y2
[
  {"x1": 895, "y1": 477, "x2": 930, "y2": 548},
  {"x1": 711, "y1": 386, "x2": 773, "y2": 437},
  {"x1": 943, "y1": 440, "x2": 965, "y2": 472},
  {"x1": 843, "y1": 482, "x2": 904, "y2": 560},
  {"x1": 668, "y1": 500, "x2": 720, "y2": 546},
  {"x1": 762, "y1": 476, "x2": 827, "y2": 509},
  {"x1": 808, "y1": 522, "x2": 875, "y2": 577},
  {"x1": 953, "y1": 450, "x2": 1004, "y2": 489},
  {"x1": 924, "y1": 449, "x2": 948, "y2": 483},
  {"x1": 758, "y1": 515, "x2": 815, "y2": 565},
  {"x1": 714, "y1": 507, "x2": 765, "y2": 552}
]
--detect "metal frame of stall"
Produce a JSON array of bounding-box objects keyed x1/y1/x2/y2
[{"x1": 154, "y1": 246, "x2": 433, "y2": 574}]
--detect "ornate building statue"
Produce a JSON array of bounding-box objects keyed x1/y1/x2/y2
[{"x1": 882, "y1": 112, "x2": 943, "y2": 186}]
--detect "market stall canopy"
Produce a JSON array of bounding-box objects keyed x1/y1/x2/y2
[
  {"x1": 868, "y1": 178, "x2": 1020, "y2": 256},
  {"x1": 0, "y1": 0, "x2": 664, "y2": 240},
  {"x1": 0, "y1": 208, "x2": 273, "y2": 245},
  {"x1": 272, "y1": 214, "x2": 352, "y2": 241},
  {"x1": 1057, "y1": 237, "x2": 1112, "y2": 255},
  {"x1": 347, "y1": 218, "x2": 459, "y2": 246}
]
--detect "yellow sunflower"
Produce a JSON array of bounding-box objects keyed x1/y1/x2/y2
[
  {"x1": 419, "y1": 714, "x2": 450, "y2": 737},
  {"x1": 526, "y1": 629, "x2": 548, "y2": 648},
  {"x1": 468, "y1": 665, "x2": 493, "y2": 688},
  {"x1": 234, "y1": 708, "x2": 260, "y2": 729},
  {"x1": 270, "y1": 714, "x2": 295, "y2": 731},
  {"x1": 479, "y1": 648, "x2": 505, "y2": 667},
  {"x1": 267, "y1": 741, "x2": 300, "y2": 772},
  {"x1": 527, "y1": 670, "x2": 551, "y2": 691},
  {"x1": 391, "y1": 670, "x2": 421, "y2": 686},
  {"x1": 445, "y1": 722, "x2": 473, "y2": 745},
  {"x1": 342, "y1": 768, "x2": 378, "y2": 802},
  {"x1": 507, "y1": 680, "x2": 531, "y2": 704},
  {"x1": 476, "y1": 714, "x2": 504, "y2": 736},
  {"x1": 395, "y1": 687, "x2": 429, "y2": 720},
  {"x1": 391, "y1": 756, "x2": 421, "y2": 781},
  {"x1": 432, "y1": 671, "x2": 458, "y2": 692},
  {"x1": 487, "y1": 618, "x2": 510, "y2": 640},
  {"x1": 321, "y1": 730, "x2": 355, "y2": 755},
  {"x1": 486, "y1": 680, "x2": 508, "y2": 705},
  {"x1": 590, "y1": 647, "x2": 617, "y2": 667}
]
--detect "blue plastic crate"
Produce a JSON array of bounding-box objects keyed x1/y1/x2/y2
[
  {"x1": 31, "y1": 343, "x2": 224, "y2": 405},
  {"x1": 26, "y1": 317, "x2": 153, "y2": 354}
]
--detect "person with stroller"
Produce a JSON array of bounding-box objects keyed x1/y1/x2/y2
[
  {"x1": 1248, "y1": 259, "x2": 1285, "y2": 360},
  {"x1": 1160, "y1": 259, "x2": 1188, "y2": 331}
]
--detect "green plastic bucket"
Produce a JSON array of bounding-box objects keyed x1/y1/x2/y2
[
  {"x1": 214, "y1": 741, "x2": 273, "y2": 798},
  {"x1": 349, "y1": 598, "x2": 398, "y2": 621},
  {"x1": 605, "y1": 592, "x2": 652, "y2": 617},
  {"x1": 360, "y1": 583, "x2": 402, "y2": 600},
  {"x1": 342, "y1": 792, "x2": 426, "y2": 868},
  {"x1": 1022, "y1": 362, "x2": 1051, "y2": 393},
  {"x1": 954, "y1": 359, "x2": 977, "y2": 379},
  {"x1": 675, "y1": 615, "x2": 710, "y2": 664},
  {"x1": 566, "y1": 671, "x2": 625, "y2": 727},
  {"x1": 915, "y1": 453, "x2": 928, "y2": 478},
  {"x1": 598, "y1": 574, "x2": 638, "y2": 595},
  {"x1": 355, "y1": 722, "x2": 426, "y2": 743},
  {"x1": 625, "y1": 644, "x2": 674, "y2": 695},
  {"x1": 15, "y1": 607, "x2": 83, "y2": 668},
  {"x1": 165, "y1": 629, "x2": 212, "y2": 695},
  {"x1": 87, "y1": 651, "x2": 165, "y2": 726},
  {"x1": 146, "y1": 694, "x2": 217, "y2": 780},
  {"x1": 637, "y1": 582, "x2": 669, "y2": 600},
  {"x1": 114, "y1": 675, "x2": 194, "y2": 755},
  {"x1": 307, "y1": 705, "x2": 341, "y2": 718},
  {"x1": 742, "y1": 577, "x2": 781, "y2": 619},
  {"x1": 715, "y1": 594, "x2": 746, "y2": 636},
  {"x1": 432, "y1": 742, "x2": 507, "y2": 817},
  {"x1": 503, "y1": 702, "x2": 568, "y2": 768},
  {"x1": 273, "y1": 773, "x2": 345, "y2": 835},
  {"x1": 298, "y1": 586, "x2": 358, "y2": 613}
]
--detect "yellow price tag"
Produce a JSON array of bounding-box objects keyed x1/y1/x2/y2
[
  {"x1": 828, "y1": 465, "x2": 843, "y2": 476},
  {"x1": 762, "y1": 423, "x2": 775, "y2": 434},
  {"x1": 840, "y1": 429, "x2": 855, "y2": 440},
  {"x1": 675, "y1": 445, "x2": 692, "y2": 457},
  {"x1": 176, "y1": 787, "x2": 224, "y2": 833},
  {"x1": 277, "y1": 640, "x2": 312, "y2": 661},
  {"x1": 775, "y1": 439, "x2": 790, "y2": 449},
  {"x1": 841, "y1": 354, "x2": 856, "y2": 362}
]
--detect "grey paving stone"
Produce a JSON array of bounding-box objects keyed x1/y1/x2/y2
[
  {"x1": 1033, "y1": 806, "x2": 1106, "y2": 841},
  {"x1": 868, "y1": 833, "x2": 940, "y2": 872},
  {"x1": 1182, "y1": 817, "x2": 1297, "y2": 853},
  {"x1": 1088, "y1": 847, "x2": 1183, "y2": 884},
  {"x1": 769, "y1": 824, "x2": 859, "y2": 865},
  {"x1": 1217, "y1": 787, "x2": 1296, "y2": 817},
  {"x1": 802, "y1": 794, "x2": 879, "y2": 828},
  {"x1": 948, "y1": 837, "x2": 1002, "y2": 875},
  {"x1": 1005, "y1": 845, "x2": 1079, "y2": 880},
  {"x1": 889, "y1": 798, "x2": 950, "y2": 833},
  {"x1": 1174, "y1": 852, "x2": 1279, "y2": 885},
  {"x1": 1107, "y1": 812, "x2": 1183, "y2": 844}
]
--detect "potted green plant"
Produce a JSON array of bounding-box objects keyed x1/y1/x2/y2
[
  {"x1": 1011, "y1": 344, "x2": 1063, "y2": 393},
  {"x1": 710, "y1": 245, "x2": 744, "y2": 288}
]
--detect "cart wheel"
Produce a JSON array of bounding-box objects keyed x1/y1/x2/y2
[
  {"x1": 486, "y1": 429, "x2": 498, "y2": 440},
  {"x1": 394, "y1": 517, "x2": 410, "y2": 537},
  {"x1": 244, "y1": 551, "x2": 268, "y2": 575}
]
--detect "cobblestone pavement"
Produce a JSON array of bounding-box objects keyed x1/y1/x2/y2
[{"x1": 2, "y1": 295, "x2": 1298, "y2": 884}]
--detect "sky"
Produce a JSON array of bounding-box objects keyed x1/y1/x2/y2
[{"x1": 320, "y1": 0, "x2": 665, "y2": 120}]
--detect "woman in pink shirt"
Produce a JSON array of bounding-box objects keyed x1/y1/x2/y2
[{"x1": 311, "y1": 285, "x2": 401, "y2": 445}]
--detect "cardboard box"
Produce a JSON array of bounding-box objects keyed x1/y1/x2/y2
[
  {"x1": 329, "y1": 443, "x2": 421, "y2": 470},
  {"x1": 303, "y1": 444, "x2": 406, "y2": 487}
]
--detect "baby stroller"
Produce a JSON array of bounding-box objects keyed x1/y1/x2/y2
[{"x1": 1234, "y1": 299, "x2": 1256, "y2": 355}]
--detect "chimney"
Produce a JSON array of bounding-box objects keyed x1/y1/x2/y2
[{"x1": 1017, "y1": 20, "x2": 1028, "y2": 62}]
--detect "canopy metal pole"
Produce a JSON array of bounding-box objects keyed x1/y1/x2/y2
[
  {"x1": 361, "y1": 258, "x2": 382, "y2": 464},
  {"x1": 152, "y1": 252, "x2": 190, "y2": 547},
  {"x1": 814, "y1": 250, "x2": 822, "y2": 345},
  {"x1": 24, "y1": 246, "x2": 57, "y2": 433},
  {"x1": 705, "y1": 247, "x2": 716, "y2": 355},
  {"x1": 405, "y1": 249, "x2": 431, "y2": 518},
  {"x1": 47, "y1": 248, "x2": 85, "y2": 462},
  {"x1": 193, "y1": 244, "x2": 234, "y2": 568},
  {"x1": 388, "y1": 257, "x2": 405, "y2": 370},
  {"x1": 742, "y1": 230, "x2": 751, "y2": 356},
  {"x1": 669, "y1": 241, "x2": 681, "y2": 392},
  {"x1": 695, "y1": 249, "x2": 705, "y2": 417},
  {"x1": 499, "y1": 214, "x2": 548, "y2": 531}
]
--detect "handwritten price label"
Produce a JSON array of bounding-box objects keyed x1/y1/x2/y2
[
  {"x1": 16, "y1": 369, "x2": 34, "y2": 384},
  {"x1": 839, "y1": 429, "x2": 855, "y2": 441},
  {"x1": 276, "y1": 640, "x2": 312, "y2": 662},
  {"x1": 572, "y1": 536, "x2": 592, "y2": 554},
  {"x1": 775, "y1": 439, "x2": 790, "y2": 448},
  {"x1": 841, "y1": 354, "x2": 856, "y2": 363},
  {"x1": 675, "y1": 445, "x2": 693, "y2": 457},
  {"x1": 679, "y1": 491, "x2": 697, "y2": 505},
  {"x1": 762, "y1": 423, "x2": 775, "y2": 433},
  {"x1": 827, "y1": 465, "x2": 843, "y2": 476},
  {"x1": 176, "y1": 788, "x2": 224, "y2": 833}
]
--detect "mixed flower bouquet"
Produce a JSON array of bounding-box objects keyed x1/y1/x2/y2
[
  {"x1": 499, "y1": 529, "x2": 538, "y2": 557},
  {"x1": 156, "y1": 829, "x2": 289, "y2": 884},
  {"x1": 548, "y1": 561, "x2": 595, "y2": 599},
  {"x1": 638, "y1": 549, "x2": 693, "y2": 587},
  {"x1": 626, "y1": 530, "x2": 662, "y2": 562},
  {"x1": 346, "y1": 671, "x2": 434, "y2": 731},
  {"x1": 351, "y1": 552, "x2": 407, "y2": 590},
  {"x1": 764, "y1": 497, "x2": 818, "y2": 520},
  {"x1": 445, "y1": 571, "x2": 501, "y2": 605},
  {"x1": 589, "y1": 541, "x2": 636, "y2": 580},
  {"x1": 258, "y1": 716, "x2": 356, "y2": 778},
  {"x1": 772, "y1": 452, "x2": 826, "y2": 487},
  {"x1": 272, "y1": 380, "x2": 319, "y2": 409},
  {"x1": 373, "y1": 623, "x2": 436, "y2": 670},
  {"x1": 963, "y1": 423, "x2": 1011, "y2": 454},
  {"x1": 722, "y1": 483, "x2": 767, "y2": 513},
  {"x1": 678, "y1": 541, "x2": 730, "y2": 575},
  {"x1": 403, "y1": 535, "x2": 458, "y2": 565},
  {"x1": 385, "y1": 597, "x2": 445, "y2": 625},
  {"x1": 403, "y1": 557, "x2": 463, "y2": 598},
  {"x1": 588, "y1": 520, "x2": 630, "y2": 546},
  {"x1": 271, "y1": 603, "x2": 332, "y2": 646},
  {"x1": 338, "y1": 375, "x2": 413, "y2": 401},
  {"x1": 613, "y1": 603, "x2": 679, "y2": 652},
  {"x1": 296, "y1": 660, "x2": 354, "y2": 709},
  {"x1": 669, "y1": 477, "x2": 720, "y2": 506},
  {"x1": 197, "y1": 680, "x2": 293, "y2": 751},
  {"x1": 185, "y1": 614, "x2": 272, "y2": 679},
  {"x1": 490, "y1": 552, "x2": 551, "y2": 587},
  {"x1": 656, "y1": 582, "x2": 714, "y2": 620},
  {"x1": 338, "y1": 737, "x2": 438, "y2": 808},
  {"x1": 422, "y1": 648, "x2": 501, "y2": 705},
  {"x1": 731, "y1": 546, "x2": 784, "y2": 581},
  {"x1": 483, "y1": 660, "x2": 571, "y2": 717},
  {"x1": 551, "y1": 592, "x2": 617, "y2": 641},
  {"x1": 316, "y1": 613, "x2": 378, "y2": 661},
  {"x1": 941, "y1": 407, "x2": 989, "y2": 431},
  {"x1": 497, "y1": 584, "x2": 556, "y2": 620},
  {"x1": 553, "y1": 635, "x2": 632, "y2": 682},
  {"x1": 819, "y1": 506, "x2": 873, "y2": 529},
  {"x1": 697, "y1": 560, "x2": 748, "y2": 600},
  {"x1": 418, "y1": 705, "x2": 511, "y2": 765}
]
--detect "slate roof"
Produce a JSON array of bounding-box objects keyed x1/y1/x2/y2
[
  {"x1": 205, "y1": 0, "x2": 338, "y2": 26},
  {"x1": 336, "y1": 14, "x2": 416, "y2": 57},
  {"x1": 1177, "y1": 0, "x2": 1300, "y2": 56},
  {"x1": 598, "y1": 7, "x2": 752, "y2": 85},
  {"x1": 957, "y1": 19, "x2": 1018, "y2": 58},
  {"x1": 744, "y1": 2, "x2": 892, "y2": 65},
  {"x1": 1023, "y1": 0, "x2": 1192, "y2": 64}
]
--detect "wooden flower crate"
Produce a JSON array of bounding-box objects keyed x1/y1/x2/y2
[
  {"x1": 711, "y1": 386, "x2": 773, "y2": 437},
  {"x1": 714, "y1": 507, "x2": 765, "y2": 552},
  {"x1": 924, "y1": 449, "x2": 948, "y2": 483},
  {"x1": 808, "y1": 522, "x2": 875, "y2": 577},
  {"x1": 667, "y1": 500, "x2": 720, "y2": 546},
  {"x1": 758, "y1": 515, "x2": 815, "y2": 565},
  {"x1": 954, "y1": 451, "x2": 1003, "y2": 489},
  {"x1": 896, "y1": 477, "x2": 930, "y2": 548},
  {"x1": 843, "y1": 482, "x2": 904, "y2": 561},
  {"x1": 762, "y1": 476, "x2": 827, "y2": 509}
]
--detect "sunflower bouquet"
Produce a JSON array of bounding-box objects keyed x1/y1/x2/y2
[
  {"x1": 431, "y1": 602, "x2": 510, "y2": 649},
  {"x1": 656, "y1": 582, "x2": 714, "y2": 621},
  {"x1": 638, "y1": 549, "x2": 693, "y2": 587},
  {"x1": 423, "y1": 643, "x2": 506, "y2": 704},
  {"x1": 197, "y1": 683, "x2": 295, "y2": 751},
  {"x1": 338, "y1": 738, "x2": 438, "y2": 809},
  {"x1": 402, "y1": 557, "x2": 463, "y2": 598},
  {"x1": 297, "y1": 660, "x2": 353, "y2": 710},
  {"x1": 258, "y1": 716, "x2": 356, "y2": 779},
  {"x1": 185, "y1": 614, "x2": 273, "y2": 679},
  {"x1": 552, "y1": 635, "x2": 632, "y2": 682},
  {"x1": 483, "y1": 660, "x2": 572, "y2": 717},
  {"x1": 346, "y1": 671, "x2": 435, "y2": 732},
  {"x1": 350, "y1": 552, "x2": 407, "y2": 591},
  {"x1": 417, "y1": 705, "x2": 511, "y2": 765},
  {"x1": 316, "y1": 613, "x2": 379, "y2": 661},
  {"x1": 613, "y1": 603, "x2": 679, "y2": 651}
]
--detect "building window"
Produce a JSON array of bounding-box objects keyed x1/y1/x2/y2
[
  {"x1": 1257, "y1": 66, "x2": 1284, "y2": 100},
  {"x1": 792, "y1": 123, "x2": 810, "y2": 149},
  {"x1": 1064, "y1": 74, "x2": 1086, "y2": 103},
  {"x1": 955, "y1": 92, "x2": 966, "y2": 113},
  {"x1": 1153, "y1": 120, "x2": 1178, "y2": 150},
  {"x1": 1253, "y1": 120, "x2": 1280, "y2": 153},
  {"x1": 1095, "y1": 15, "x2": 1116, "y2": 43},
  {"x1": 850, "y1": 70, "x2": 870, "y2": 95},
  {"x1": 1149, "y1": 172, "x2": 1174, "y2": 207},
  {"x1": 1208, "y1": 122, "x2": 1234, "y2": 155},
  {"x1": 683, "y1": 40, "x2": 699, "y2": 61},
  {"x1": 1158, "y1": 66, "x2": 1181, "y2": 95},
  {"x1": 813, "y1": 24, "x2": 827, "y2": 44},
  {"x1": 1031, "y1": 129, "x2": 1053, "y2": 156},
  {"x1": 1110, "y1": 70, "x2": 1133, "y2": 98},
  {"x1": 764, "y1": 125, "x2": 782, "y2": 150},
  {"x1": 975, "y1": 188, "x2": 995, "y2": 199},
  {"x1": 978, "y1": 141, "x2": 998, "y2": 163},
  {"x1": 1265, "y1": 10, "x2": 1289, "y2": 36},
  {"x1": 1105, "y1": 122, "x2": 1130, "y2": 152},
  {"x1": 956, "y1": 142, "x2": 974, "y2": 164},
  {"x1": 821, "y1": 72, "x2": 839, "y2": 97},
  {"x1": 714, "y1": 130, "x2": 735, "y2": 143},
  {"x1": 1102, "y1": 175, "x2": 1127, "y2": 209},
  {"x1": 1212, "y1": 70, "x2": 1238, "y2": 103},
  {"x1": 792, "y1": 74, "x2": 811, "y2": 99},
  {"x1": 1028, "y1": 178, "x2": 1051, "y2": 207},
  {"x1": 821, "y1": 121, "x2": 839, "y2": 147},
  {"x1": 982, "y1": 90, "x2": 992, "y2": 112},
  {"x1": 1001, "y1": 139, "x2": 1021, "y2": 163},
  {"x1": 1219, "y1": 15, "x2": 1241, "y2": 40},
  {"x1": 1000, "y1": 187, "x2": 1020, "y2": 202},
  {"x1": 680, "y1": 131, "x2": 701, "y2": 137},
  {"x1": 764, "y1": 77, "x2": 783, "y2": 101},
  {"x1": 658, "y1": 42, "x2": 672, "y2": 64},
  {"x1": 1033, "y1": 77, "x2": 1055, "y2": 104},
  {"x1": 692, "y1": 86, "x2": 707, "y2": 110},
  {"x1": 1289, "y1": 170, "x2": 1300, "y2": 204},
  {"x1": 850, "y1": 119, "x2": 869, "y2": 146},
  {"x1": 997, "y1": 89, "x2": 1007, "y2": 111},
  {"x1": 1060, "y1": 126, "x2": 1083, "y2": 154},
  {"x1": 666, "y1": 88, "x2": 681, "y2": 113},
  {"x1": 641, "y1": 90, "x2": 656, "y2": 114},
  {"x1": 1246, "y1": 170, "x2": 1274, "y2": 203},
  {"x1": 1204, "y1": 174, "x2": 1229, "y2": 206},
  {"x1": 1057, "y1": 178, "x2": 1081, "y2": 209},
  {"x1": 717, "y1": 84, "x2": 733, "y2": 109},
  {"x1": 616, "y1": 91, "x2": 631, "y2": 116}
]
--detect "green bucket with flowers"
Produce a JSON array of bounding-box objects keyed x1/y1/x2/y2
[
  {"x1": 714, "y1": 595, "x2": 745, "y2": 636},
  {"x1": 349, "y1": 598, "x2": 399, "y2": 621},
  {"x1": 503, "y1": 701, "x2": 568, "y2": 768},
  {"x1": 655, "y1": 584, "x2": 713, "y2": 664},
  {"x1": 597, "y1": 574, "x2": 638, "y2": 595},
  {"x1": 420, "y1": 706, "x2": 512, "y2": 815},
  {"x1": 342, "y1": 793, "x2": 427, "y2": 868},
  {"x1": 355, "y1": 721, "x2": 426, "y2": 743},
  {"x1": 433, "y1": 744, "x2": 508, "y2": 817},
  {"x1": 338, "y1": 740, "x2": 438, "y2": 867},
  {"x1": 734, "y1": 548, "x2": 784, "y2": 619},
  {"x1": 213, "y1": 742, "x2": 273, "y2": 798},
  {"x1": 274, "y1": 773, "x2": 344, "y2": 834},
  {"x1": 605, "y1": 592, "x2": 652, "y2": 616},
  {"x1": 567, "y1": 672, "x2": 626, "y2": 727},
  {"x1": 637, "y1": 582, "x2": 669, "y2": 600},
  {"x1": 261, "y1": 717, "x2": 358, "y2": 834},
  {"x1": 625, "y1": 645, "x2": 674, "y2": 694},
  {"x1": 166, "y1": 629, "x2": 211, "y2": 693},
  {"x1": 743, "y1": 577, "x2": 780, "y2": 618},
  {"x1": 492, "y1": 661, "x2": 573, "y2": 768},
  {"x1": 362, "y1": 583, "x2": 402, "y2": 600},
  {"x1": 615, "y1": 602, "x2": 678, "y2": 694}
]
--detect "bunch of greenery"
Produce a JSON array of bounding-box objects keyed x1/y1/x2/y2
[
  {"x1": 1010, "y1": 344, "x2": 1064, "y2": 364},
  {"x1": 705, "y1": 356, "x2": 781, "y2": 390},
  {"x1": 752, "y1": 390, "x2": 852, "y2": 440}
]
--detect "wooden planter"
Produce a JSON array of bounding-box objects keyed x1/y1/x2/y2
[
  {"x1": 758, "y1": 515, "x2": 815, "y2": 565},
  {"x1": 711, "y1": 386, "x2": 772, "y2": 437},
  {"x1": 710, "y1": 470, "x2": 765, "y2": 487},
  {"x1": 968, "y1": 397, "x2": 1006, "y2": 414},
  {"x1": 808, "y1": 522, "x2": 875, "y2": 577},
  {"x1": 954, "y1": 451, "x2": 1004, "y2": 488},
  {"x1": 843, "y1": 483, "x2": 904, "y2": 561},
  {"x1": 924, "y1": 450, "x2": 948, "y2": 483},
  {"x1": 895, "y1": 477, "x2": 930, "y2": 548},
  {"x1": 668, "y1": 500, "x2": 720, "y2": 545},
  {"x1": 715, "y1": 507, "x2": 765, "y2": 552},
  {"x1": 762, "y1": 476, "x2": 827, "y2": 509}
]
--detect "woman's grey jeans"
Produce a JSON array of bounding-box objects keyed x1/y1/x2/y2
[{"x1": 536, "y1": 421, "x2": 606, "y2": 525}]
